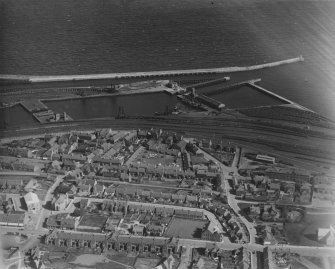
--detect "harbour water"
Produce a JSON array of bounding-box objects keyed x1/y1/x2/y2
[
  {"x1": 44, "y1": 92, "x2": 179, "y2": 119},
  {"x1": 1, "y1": 0, "x2": 335, "y2": 119},
  {"x1": 0, "y1": 105, "x2": 38, "y2": 129},
  {"x1": 205, "y1": 85, "x2": 285, "y2": 109}
]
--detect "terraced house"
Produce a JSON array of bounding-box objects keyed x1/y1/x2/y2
[{"x1": 45, "y1": 230, "x2": 179, "y2": 255}]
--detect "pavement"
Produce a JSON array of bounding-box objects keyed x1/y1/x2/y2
[
  {"x1": 197, "y1": 144, "x2": 335, "y2": 267},
  {"x1": 292, "y1": 256, "x2": 323, "y2": 269},
  {"x1": 34, "y1": 175, "x2": 64, "y2": 231},
  {"x1": 0, "y1": 142, "x2": 334, "y2": 269},
  {"x1": 2, "y1": 252, "x2": 25, "y2": 269},
  {"x1": 178, "y1": 246, "x2": 192, "y2": 269},
  {"x1": 197, "y1": 145, "x2": 258, "y2": 269}
]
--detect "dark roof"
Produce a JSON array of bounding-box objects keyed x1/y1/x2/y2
[{"x1": 0, "y1": 212, "x2": 25, "y2": 224}]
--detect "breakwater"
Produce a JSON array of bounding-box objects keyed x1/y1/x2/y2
[{"x1": 0, "y1": 56, "x2": 303, "y2": 83}]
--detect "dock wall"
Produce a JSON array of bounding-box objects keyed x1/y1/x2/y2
[
  {"x1": 0, "y1": 56, "x2": 303, "y2": 83},
  {"x1": 248, "y1": 82, "x2": 313, "y2": 112}
]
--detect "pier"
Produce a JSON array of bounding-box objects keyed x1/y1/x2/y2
[
  {"x1": 248, "y1": 81, "x2": 314, "y2": 112},
  {"x1": 0, "y1": 57, "x2": 304, "y2": 83}
]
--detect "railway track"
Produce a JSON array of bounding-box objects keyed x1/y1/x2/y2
[{"x1": 1, "y1": 116, "x2": 334, "y2": 153}]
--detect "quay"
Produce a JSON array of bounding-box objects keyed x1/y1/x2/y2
[
  {"x1": 20, "y1": 99, "x2": 48, "y2": 113},
  {"x1": 20, "y1": 99, "x2": 73, "y2": 124},
  {"x1": 0, "y1": 56, "x2": 304, "y2": 83},
  {"x1": 199, "y1": 78, "x2": 315, "y2": 112},
  {"x1": 248, "y1": 82, "x2": 314, "y2": 112}
]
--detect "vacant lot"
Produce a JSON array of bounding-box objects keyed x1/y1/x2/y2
[{"x1": 164, "y1": 217, "x2": 207, "y2": 239}]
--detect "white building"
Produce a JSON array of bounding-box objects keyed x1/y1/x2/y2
[
  {"x1": 24, "y1": 192, "x2": 41, "y2": 213},
  {"x1": 256, "y1": 154, "x2": 275, "y2": 164},
  {"x1": 318, "y1": 225, "x2": 335, "y2": 246}
]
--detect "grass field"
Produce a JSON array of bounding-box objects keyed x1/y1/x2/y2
[
  {"x1": 135, "y1": 149, "x2": 182, "y2": 167},
  {"x1": 164, "y1": 217, "x2": 208, "y2": 239}
]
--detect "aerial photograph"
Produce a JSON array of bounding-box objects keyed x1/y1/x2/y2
[{"x1": 0, "y1": 0, "x2": 335, "y2": 268}]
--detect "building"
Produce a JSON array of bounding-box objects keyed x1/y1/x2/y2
[
  {"x1": 46, "y1": 213, "x2": 77, "y2": 230},
  {"x1": 0, "y1": 212, "x2": 25, "y2": 227},
  {"x1": 256, "y1": 154, "x2": 275, "y2": 164},
  {"x1": 201, "y1": 222, "x2": 222, "y2": 242},
  {"x1": 45, "y1": 230, "x2": 179, "y2": 256},
  {"x1": 24, "y1": 192, "x2": 41, "y2": 213},
  {"x1": 146, "y1": 224, "x2": 165, "y2": 236},
  {"x1": 313, "y1": 183, "x2": 335, "y2": 202},
  {"x1": 54, "y1": 194, "x2": 69, "y2": 211},
  {"x1": 133, "y1": 225, "x2": 145, "y2": 236},
  {"x1": 318, "y1": 225, "x2": 335, "y2": 246}
]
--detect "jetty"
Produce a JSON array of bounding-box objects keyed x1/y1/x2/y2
[{"x1": 0, "y1": 56, "x2": 304, "y2": 83}]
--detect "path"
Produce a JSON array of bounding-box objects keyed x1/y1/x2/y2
[
  {"x1": 35, "y1": 175, "x2": 64, "y2": 231},
  {"x1": 178, "y1": 246, "x2": 192, "y2": 269}
]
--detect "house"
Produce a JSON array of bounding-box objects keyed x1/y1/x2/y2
[
  {"x1": 269, "y1": 183, "x2": 281, "y2": 192},
  {"x1": 201, "y1": 222, "x2": 222, "y2": 242},
  {"x1": 184, "y1": 170, "x2": 195, "y2": 179},
  {"x1": 165, "y1": 136, "x2": 174, "y2": 146},
  {"x1": 77, "y1": 184, "x2": 92, "y2": 197},
  {"x1": 124, "y1": 132, "x2": 137, "y2": 145},
  {"x1": 45, "y1": 229, "x2": 179, "y2": 255},
  {"x1": 98, "y1": 128, "x2": 113, "y2": 139},
  {"x1": 54, "y1": 194, "x2": 69, "y2": 211},
  {"x1": 171, "y1": 140, "x2": 187, "y2": 152},
  {"x1": 282, "y1": 181, "x2": 295, "y2": 194},
  {"x1": 156, "y1": 255, "x2": 179, "y2": 269},
  {"x1": 235, "y1": 186, "x2": 246, "y2": 198},
  {"x1": 201, "y1": 139, "x2": 212, "y2": 148},
  {"x1": 74, "y1": 132, "x2": 96, "y2": 141},
  {"x1": 265, "y1": 169, "x2": 310, "y2": 184},
  {"x1": 171, "y1": 194, "x2": 185, "y2": 204},
  {"x1": 93, "y1": 184, "x2": 105, "y2": 197},
  {"x1": 146, "y1": 224, "x2": 165, "y2": 236},
  {"x1": 62, "y1": 160, "x2": 77, "y2": 171},
  {"x1": 137, "y1": 130, "x2": 148, "y2": 139},
  {"x1": 67, "y1": 185, "x2": 78, "y2": 198},
  {"x1": 185, "y1": 195, "x2": 198, "y2": 205},
  {"x1": 299, "y1": 183, "x2": 312, "y2": 203},
  {"x1": 104, "y1": 186, "x2": 116, "y2": 197},
  {"x1": 0, "y1": 212, "x2": 25, "y2": 227},
  {"x1": 132, "y1": 225, "x2": 145, "y2": 236},
  {"x1": 24, "y1": 192, "x2": 41, "y2": 213},
  {"x1": 105, "y1": 217, "x2": 121, "y2": 232},
  {"x1": 186, "y1": 142, "x2": 199, "y2": 155},
  {"x1": 46, "y1": 213, "x2": 77, "y2": 230},
  {"x1": 313, "y1": 183, "x2": 335, "y2": 202},
  {"x1": 62, "y1": 154, "x2": 86, "y2": 164},
  {"x1": 249, "y1": 205, "x2": 260, "y2": 219}
]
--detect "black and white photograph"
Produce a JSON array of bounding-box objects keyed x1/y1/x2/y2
[{"x1": 0, "y1": 0, "x2": 334, "y2": 268}]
